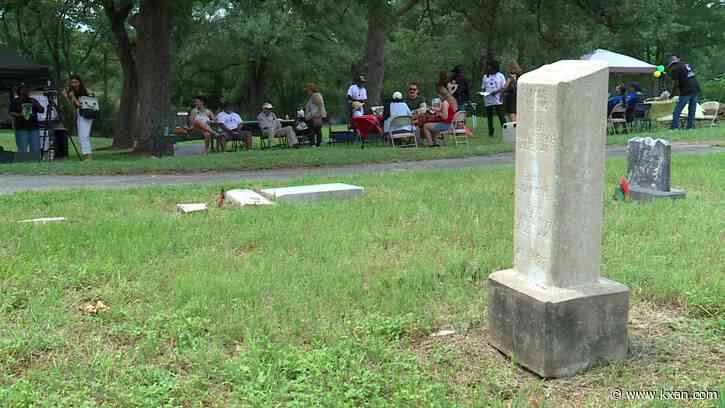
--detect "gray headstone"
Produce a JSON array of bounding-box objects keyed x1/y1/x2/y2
[
  {"x1": 627, "y1": 137, "x2": 671, "y2": 191},
  {"x1": 488, "y1": 60, "x2": 629, "y2": 378}
]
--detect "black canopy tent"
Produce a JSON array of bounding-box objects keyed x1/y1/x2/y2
[
  {"x1": 0, "y1": 48, "x2": 76, "y2": 161},
  {"x1": 0, "y1": 48, "x2": 51, "y2": 90}
]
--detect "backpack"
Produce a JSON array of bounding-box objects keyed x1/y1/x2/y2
[{"x1": 78, "y1": 96, "x2": 100, "y2": 120}]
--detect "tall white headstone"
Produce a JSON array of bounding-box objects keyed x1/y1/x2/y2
[{"x1": 487, "y1": 60, "x2": 629, "y2": 378}]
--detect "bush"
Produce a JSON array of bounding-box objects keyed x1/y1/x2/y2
[{"x1": 700, "y1": 75, "x2": 725, "y2": 102}]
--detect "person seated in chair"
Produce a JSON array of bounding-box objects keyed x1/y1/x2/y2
[
  {"x1": 607, "y1": 84, "x2": 626, "y2": 116},
  {"x1": 405, "y1": 81, "x2": 425, "y2": 112},
  {"x1": 383, "y1": 91, "x2": 414, "y2": 133},
  {"x1": 351, "y1": 101, "x2": 365, "y2": 118},
  {"x1": 257, "y1": 102, "x2": 299, "y2": 147},
  {"x1": 421, "y1": 86, "x2": 457, "y2": 147},
  {"x1": 216, "y1": 103, "x2": 251, "y2": 150},
  {"x1": 190, "y1": 96, "x2": 219, "y2": 154},
  {"x1": 624, "y1": 82, "x2": 644, "y2": 124}
]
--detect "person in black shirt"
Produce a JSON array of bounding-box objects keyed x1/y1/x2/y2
[
  {"x1": 9, "y1": 84, "x2": 45, "y2": 160},
  {"x1": 667, "y1": 55, "x2": 701, "y2": 130},
  {"x1": 449, "y1": 65, "x2": 470, "y2": 110}
]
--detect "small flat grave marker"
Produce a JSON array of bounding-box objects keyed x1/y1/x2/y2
[
  {"x1": 260, "y1": 183, "x2": 364, "y2": 202},
  {"x1": 177, "y1": 203, "x2": 208, "y2": 213},
  {"x1": 18, "y1": 217, "x2": 67, "y2": 224},
  {"x1": 225, "y1": 189, "x2": 275, "y2": 206}
]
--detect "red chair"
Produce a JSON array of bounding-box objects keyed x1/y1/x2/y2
[{"x1": 351, "y1": 115, "x2": 384, "y2": 149}]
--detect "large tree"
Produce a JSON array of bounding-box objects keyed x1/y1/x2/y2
[
  {"x1": 130, "y1": 0, "x2": 170, "y2": 152},
  {"x1": 362, "y1": 0, "x2": 420, "y2": 105},
  {"x1": 102, "y1": 0, "x2": 138, "y2": 149}
]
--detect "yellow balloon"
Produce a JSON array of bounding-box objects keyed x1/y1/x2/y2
[{"x1": 653, "y1": 71, "x2": 662, "y2": 78}]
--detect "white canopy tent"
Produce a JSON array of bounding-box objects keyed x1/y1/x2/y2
[{"x1": 580, "y1": 49, "x2": 656, "y2": 74}]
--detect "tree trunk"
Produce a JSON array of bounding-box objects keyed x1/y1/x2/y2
[
  {"x1": 363, "y1": 0, "x2": 419, "y2": 105},
  {"x1": 363, "y1": 2, "x2": 388, "y2": 106},
  {"x1": 134, "y1": 0, "x2": 170, "y2": 153},
  {"x1": 103, "y1": 0, "x2": 138, "y2": 149},
  {"x1": 364, "y1": 27, "x2": 387, "y2": 106},
  {"x1": 247, "y1": 56, "x2": 267, "y2": 113}
]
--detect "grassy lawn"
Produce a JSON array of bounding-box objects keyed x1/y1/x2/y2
[
  {"x1": 1, "y1": 153, "x2": 723, "y2": 406},
  {"x1": 0, "y1": 125, "x2": 723, "y2": 176}
]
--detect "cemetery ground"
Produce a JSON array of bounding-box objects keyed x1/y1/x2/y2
[
  {"x1": 1, "y1": 151, "x2": 723, "y2": 407},
  {"x1": 0, "y1": 126, "x2": 723, "y2": 176}
]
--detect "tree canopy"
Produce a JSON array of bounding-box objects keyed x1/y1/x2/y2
[{"x1": 1, "y1": 0, "x2": 723, "y2": 150}]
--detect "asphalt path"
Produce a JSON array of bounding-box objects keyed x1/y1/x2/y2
[{"x1": 1, "y1": 143, "x2": 722, "y2": 195}]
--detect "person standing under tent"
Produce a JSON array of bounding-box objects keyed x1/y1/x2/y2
[
  {"x1": 9, "y1": 84, "x2": 44, "y2": 161},
  {"x1": 480, "y1": 60, "x2": 506, "y2": 137},
  {"x1": 63, "y1": 74, "x2": 94, "y2": 160}
]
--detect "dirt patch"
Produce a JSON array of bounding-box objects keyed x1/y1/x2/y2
[
  {"x1": 411, "y1": 301, "x2": 724, "y2": 406},
  {"x1": 235, "y1": 242, "x2": 259, "y2": 258}
]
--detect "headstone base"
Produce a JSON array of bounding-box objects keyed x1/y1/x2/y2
[
  {"x1": 487, "y1": 269, "x2": 629, "y2": 378},
  {"x1": 629, "y1": 185, "x2": 686, "y2": 201}
]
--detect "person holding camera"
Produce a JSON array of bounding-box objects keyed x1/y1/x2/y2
[
  {"x1": 9, "y1": 84, "x2": 45, "y2": 161},
  {"x1": 63, "y1": 74, "x2": 94, "y2": 160}
]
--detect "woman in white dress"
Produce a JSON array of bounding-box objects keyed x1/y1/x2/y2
[{"x1": 63, "y1": 74, "x2": 94, "y2": 160}]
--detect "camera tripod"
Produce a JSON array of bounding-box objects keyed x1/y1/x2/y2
[{"x1": 42, "y1": 90, "x2": 81, "y2": 161}]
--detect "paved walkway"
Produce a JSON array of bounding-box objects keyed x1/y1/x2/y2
[{"x1": 1, "y1": 143, "x2": 723, "y2": 195}]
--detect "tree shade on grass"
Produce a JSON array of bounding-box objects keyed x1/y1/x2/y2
[{"x1": 1, "y1": 153, "x2": 723, "y2": 406}]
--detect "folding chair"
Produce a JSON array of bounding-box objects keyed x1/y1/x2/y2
[
  {"x1": 443, "y1": 111, "x2": 469, "y2": 146},
  {"x1": 608, "y1": 104, "x2": 630, "y2": 134},
  {"x1": 386, "y1": 116, "x2": 417, "y2": 148},
  {"x1": 351, "y1": 116, "x2": 384, "y2": 149},
  {"x1": 633, "y1": 103, "x2": 653, "y2": 133},
  {"x1": 701, "y1": 101, "x2": 720, "y2": 127}
]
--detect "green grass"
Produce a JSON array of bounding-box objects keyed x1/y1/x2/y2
[
  {"x1": 1, "y1": 154, "x2": 724, "y2": 406},
  {"x1": 1, "y1": 125, "x2": 723, "y2": 176}
]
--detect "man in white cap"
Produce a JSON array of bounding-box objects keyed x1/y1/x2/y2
[
  {"x1": 383, "y1": 91, "x2": 413, "y2": 133},
  {"x1": 257, "y1": 102, "x2": 299, "y2": 147}
]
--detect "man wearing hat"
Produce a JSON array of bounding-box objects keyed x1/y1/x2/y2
[
  {"x1": 347, "y1": 75, "x2": 368, "y2": 119},
  {"x1": 667, "y1": 55, "x2": 701, "y2": 130},
  {"x1": 383, "y1": 91, "x2": 414, "y2": 134},
  {"x1": 257, "y1": 102, "x2": 299, "y2": 147}
]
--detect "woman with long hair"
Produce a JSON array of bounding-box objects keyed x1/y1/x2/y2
[
  {"x1": 421, "y1": 86, "x2": 458, "y2": 147},
  {"x1": 63, "y1": 74, "x2": 94, "y2": 159},
  {"x1": 503, "y1": 61, "x2": 523, "y2": 122}
]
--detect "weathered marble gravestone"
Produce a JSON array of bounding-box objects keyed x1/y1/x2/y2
[
  {"x1": 225, "y1": 189, "x2": 275, "y2": 206},
  {"x1": 177, "y1": 203, "x2": 208, "y2": 214},
  {"x1": 260, "y1": 183, "x2": 364, "y2": 202},
  {"x1": 487, "y1": 60, "x2": 629, "y2": 378},
  {"x1": 627, "y1": 137, "x2": 686, "y2": 201}
]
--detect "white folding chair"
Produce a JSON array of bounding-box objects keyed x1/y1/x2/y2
[
  {"x1": 386, "y1": 116, "x2": 417, "y2": 148},
  {"x1": 443, "y1": 111, "x2": 469, "y2": 146},
  {"x1": 701, "y1": 101, "x2": 720, "y2": 127},
  {"x1": 608, "y1": 103, "x2": 630, "y2": 134}
]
